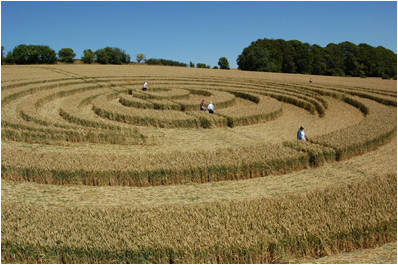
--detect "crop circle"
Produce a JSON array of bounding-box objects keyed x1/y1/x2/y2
[{"x1": 2, "y1": 65, "x2": 396, "y2": 263}]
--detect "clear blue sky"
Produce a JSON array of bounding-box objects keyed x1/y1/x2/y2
[{"x1": 1, "y1": 1, "x2": 397, "y2": 68}]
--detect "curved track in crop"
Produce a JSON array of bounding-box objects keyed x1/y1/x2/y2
[{"x1": 2, "y1": 65, "x2": 396, "y2": 263}]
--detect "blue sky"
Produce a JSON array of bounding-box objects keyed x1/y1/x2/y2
[{"x1": 1, "y1": 1, "x2": 397, "y2": 68}]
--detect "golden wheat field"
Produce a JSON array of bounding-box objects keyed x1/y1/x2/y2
[{"x1": 1, "y1": 64, "x2": 397, "y2": 263}]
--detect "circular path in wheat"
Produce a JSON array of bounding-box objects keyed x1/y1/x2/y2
[{"x1": 2, "y1": 65, "x2": 396, "y2": 263}]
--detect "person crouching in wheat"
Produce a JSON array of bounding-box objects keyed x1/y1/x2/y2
[
  {"x1": 142, "y1": 81, "x2": 148, "y2": 91},
  {"x1": 207, "y1": 101, "x2": 214, "y2": 114},
  {"x1": 297, "y1": 126, "x2": 306, "y2": 141},
  {"x1": 200, "y1": 98, "x2": 206, "y2": 112}
]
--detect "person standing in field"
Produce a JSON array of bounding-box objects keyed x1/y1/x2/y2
[
  {"x1": 142, "y1": 81, "x2": 148, "y2": 91},
  {"x1": 207, "y1": 101, "x2": 214, "y2": 114},
  {"x1": 297, "y1": 126, "x2": 306, "y2": 141},
  {"x1": 200, "y1": 98, "x2": 206, "y2": 111}
]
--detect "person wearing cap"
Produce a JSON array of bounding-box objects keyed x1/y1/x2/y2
[
  {"x1": 200, "y1": 98, "x2": 206, "y2": 111},
  {"x1": 142, "y1": 81, "x2": 148, "y2": 91},
  {"x1": 297, "y1": 126, "x2": 306, "y2": 141}
]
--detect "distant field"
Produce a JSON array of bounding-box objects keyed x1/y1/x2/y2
[{"x1": 2, "y1": 64, "x2": 396, "y2": 263}]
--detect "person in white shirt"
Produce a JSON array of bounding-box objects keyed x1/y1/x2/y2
[
  {"x1": 297, "y1": 126, "x2": 306, "y2": 141},
  {"x1": 142, "y1": 81, "x2": 148, "y2": 91},
  {"x1": 207, "y1": 101, "x2": 214, "y2": 114}
]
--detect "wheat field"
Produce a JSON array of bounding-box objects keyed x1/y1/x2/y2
[{"x1": 2, "y1": 64, "x2": 396, "y2": 263}]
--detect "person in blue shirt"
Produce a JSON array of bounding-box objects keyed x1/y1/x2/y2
[{"x1": 297, "y1": 126, "x2": 306, "y2": 141}]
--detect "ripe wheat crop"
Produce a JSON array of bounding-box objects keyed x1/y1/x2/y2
[
  {"x1": 1, "y1": 64, "x2": 396, "y2": 263},
  {"x1": 2, "y1": 173, "x2": 396, "y2": 263},
  {"x1": 217, "y1": 95, "x2": 282, "y2": 127}
]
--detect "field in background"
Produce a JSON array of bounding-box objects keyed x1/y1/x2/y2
[{"x1": 2, "y1": 64, "x2": 396, "y2": 263}]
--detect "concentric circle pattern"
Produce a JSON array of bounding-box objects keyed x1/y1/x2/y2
[
  {"x1": 2, "y1": 65, "x2": 396, "y2": 186},
  {"x1": 2, "y1": 65, "x2": 397, "y2": 263}
]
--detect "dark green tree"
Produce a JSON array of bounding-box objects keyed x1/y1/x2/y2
[
  {"x1": 81, "y1": 49, "x2": 94, "y2": 64},
  {"x1": 189, "y1": 61, "x2": 194, "y2": 67},
  {"x1": 58, "y1": 48, "x2": 76, "y2": 63},
  {"x1": 374, "y1": 46, "x2": 397, "y2": 78},
  {"x1": 105, "y1": 47, "x2": 120, "y2": 64},
  {"x1": 12, "y1": 45, "x2": 32, "y2": 64},
  {"x1": 196, "y1": 63, "x2": 210, "y2": 69},
  {"x1": 4, "y1": 51, "x2": 14, "y2": 64},
  {"x1": 94, "y1": 47, "x2": 130, "y2": 64},
  {"x1": 358, "y1": 43, "x2": 376, "y2": 77},
  {"x1": 281, "y1": 41, "x2": 296, "y2": 73},
  {"x1": 218, "y1": 57, "x2": 230, "y2": 69},
  {"x1": 339, "y1": 41, "x2": 360, "y2": 76},
  {"x1": 237, "y1": 38, "x2": 396, "y2": 78},
  {"x1": 38, "y1": 46, "x2": 57, "y2": 64},
  {"x1": 263, "y1": 39, "x2": 283, "y2": 72},
  {"x1": 286, "y1": 40, "x2": 312, "y2": 74},
  {"x1": 237, "y1": 40, "x2": 272, "y2": 71},
  {"x1": 310, "y1": 44, "x2": 327, "y2": 75},
  {"x1": 145, "y1": 58, "x2": 187, "y2": 67},
  {"x1": 11, "y1": 45, "x2": 56, "y2": 64},
  {"x1": 324, "y1": 43, "x2": 345, "y2": 76},
  {"x1": 95, "y1": 48, "x2": 109, "y2": 64}
]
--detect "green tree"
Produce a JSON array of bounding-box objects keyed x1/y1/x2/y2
[
  {"x1": 196, "y1": 63, "x2": 210, "y2": 69},
  {"x1": 324, "y1": 43, "x2": 345, "y2": 76},
  {"x1": 145, "y1": 58, "x2": 187, "y2": 67},
  {"x1": 281, "y1": 41, "x2": 296, "y2": 73},
  {"x1": 95, "y1": 48, "x2": 110, "y2": 64},
  {"x1": 4, "y1": 51, "x2": 14, "y2": 64},
  {"x1": 94, "y1": 47, "x2": 130, "y2": 64},
  {"x1": 218, "y1": 57, "x2": 230, "y2": 69},
  {"x1": 373, "y1": 46, "x2": 397, "y2": 78},
  {"x1": 189, "y1": 61, "x2": 194, "y2": 67},
  {"x1": 136, "y1": 53, "x2": 145, "y2": 63},
  {"x1": 287, "y1": 40, "x2": 311, "y2": 74},
  {"x1": 237, "y1": 40, "x2": 271, "y2": 71},
  {"x1": 58, "y1": 48, "x2": 76, "y2": 63},
  {"x1": 12, "y1": 45, "x2": 33, "y2": 64},
  {"x1": 237, "y1": 38, "x2": 283, "y2": 72},
  {"x1": 11, "y1": 45, "x2": 56, "y2": 64},
  {"x1": 358, "y1": 44, "x2": 376, "y2": 77},
  {"x1": 339, "y1": 41, "x2": 360, "y2": 76},
  {"x1": 81, "y1": 49, "x2": 94, "y2": 64},
  {"x1": 237, "y1": 38, "x2": 396, "y2": 78},
  {"x1": 310, "y1": 44, "x2": 327, "y2": 75},
  {"x1": 37, "y1": 46, "x2": 54, "y2": 64},
  {"x1": 263, "y1": 39, "x2": 283, "y2": 72}
]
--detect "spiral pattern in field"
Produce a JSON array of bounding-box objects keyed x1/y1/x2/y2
[
  {"x1": 1, "y1": 66, "x2": 396, "y2": 186},
  {"x1": 2, "y1": 65, "x2": 397, "y2": 263}
]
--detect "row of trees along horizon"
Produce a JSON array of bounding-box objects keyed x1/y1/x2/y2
[
  {"x1": 2, "y1": 38, "x2": 397, "y2": 79},
  {"x1": 1, "y1": 45, "x2": 231, "y2": 70}
]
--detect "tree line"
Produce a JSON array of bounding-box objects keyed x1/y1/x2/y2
[
  {"x1": 1, "y1": 44, "x2": 231, "y2": 70},
  {"x1": 1, "y1": 45, "x2": 131, "y2": 65},
  {"x1": 2, "y1": 45, "x2": 57, "y2": 64},
  {"x1": 2, "y1": 40, "x2": 395, "y2": 79},
  {"x1": 145, "y1": 58, "x2": 187, "y2": 67},
  {"x1": 237, "y1": 38, "x2": 397, "y2": 79}
]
